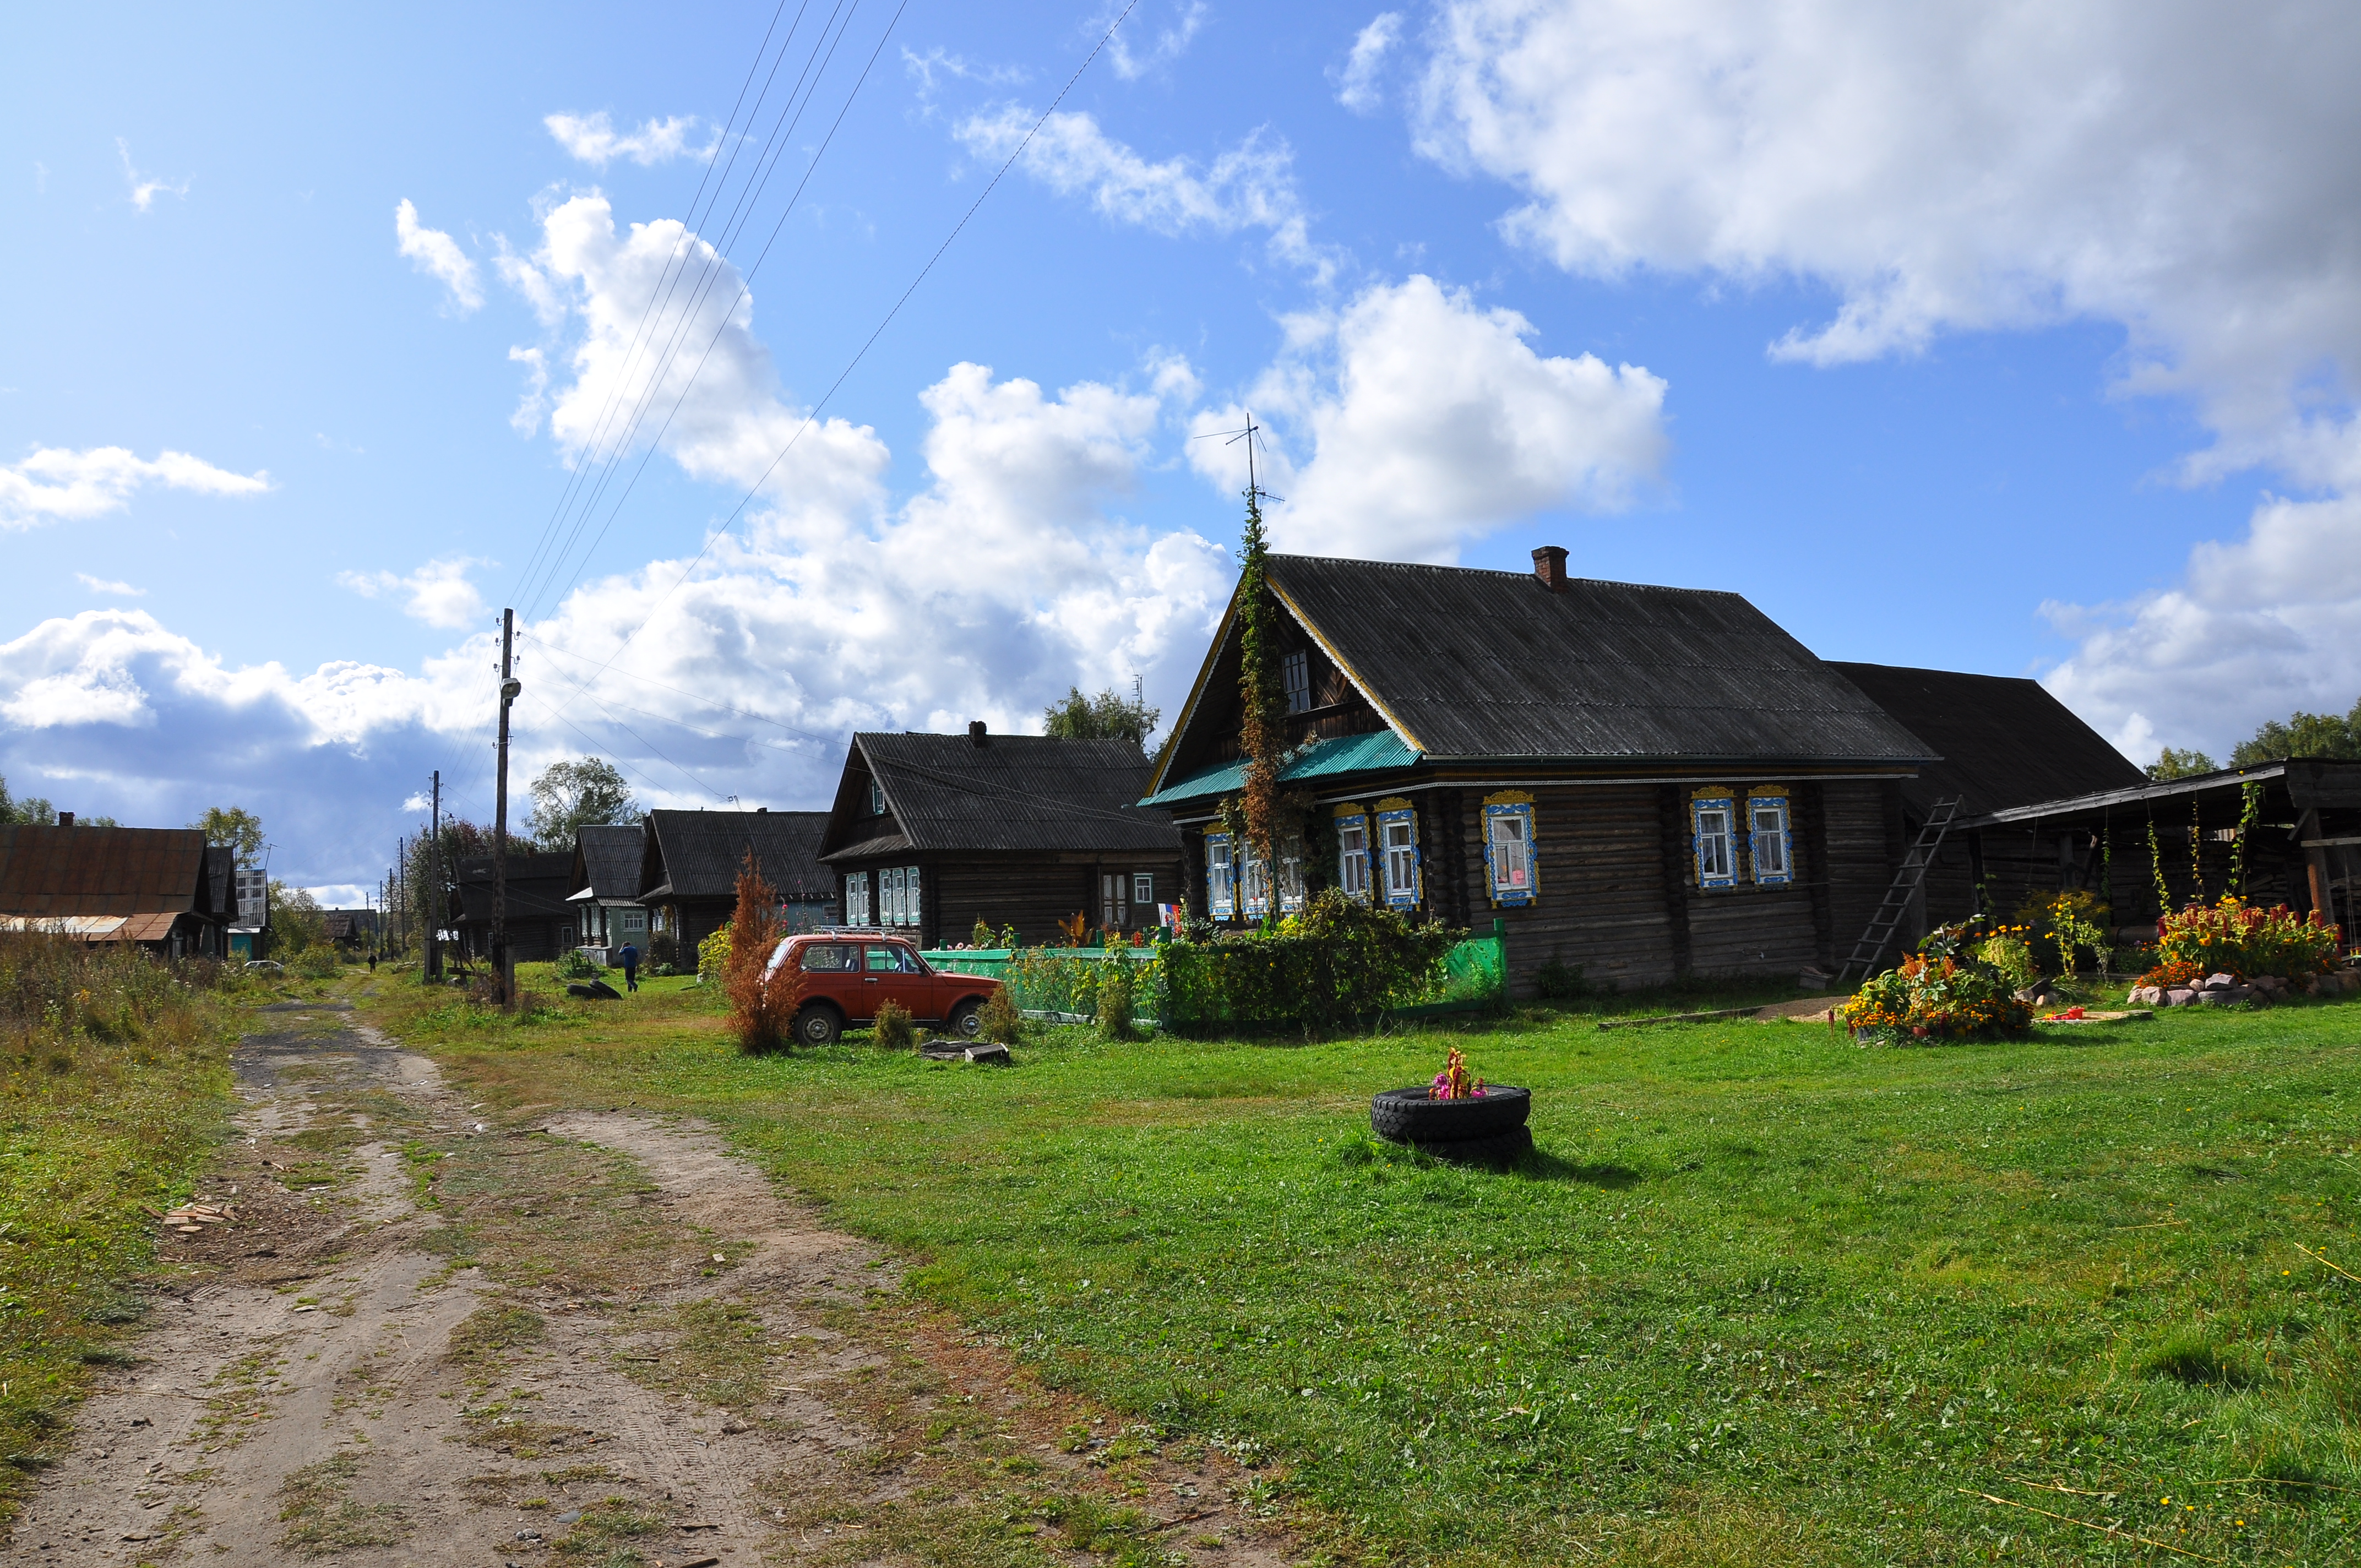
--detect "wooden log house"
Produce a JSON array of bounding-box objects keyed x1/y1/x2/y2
[
  {"x1": 1141, "y1": 547, "x2": 1947, "y2": 995},
  {"x1": 817, "y1": 725, "x2": 1183, "y2": 949},
  {"x1": 635, "y1": 808, "x2": 836, "y2": 958}
]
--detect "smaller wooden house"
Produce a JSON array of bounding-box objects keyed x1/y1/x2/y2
[
  {"x1": 452, "y1": 850, "x2": 576, "y2": 963},
  {"x1": 635, "y1": 809, "x2": 835, "y2": 959},
  {"x1": 817, "y1": 724, "x2": 1183, "y2": 948},
  {"x1": 0, "y1": 823, "x2": 238, "y2": 957},
  {"x1": 565, "y1": 823, "x2": 650, "y2": 961}
]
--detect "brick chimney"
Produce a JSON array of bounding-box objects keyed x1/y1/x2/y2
[
  {"x1": 56, "y1": 811, "x2": 73, "y2": 827},
  {"x1": 1532, "y1": 545, "x2": 1569, "y2": 591},
  {"x1": 969, "y1": 719, "x2": 988, "y2": 747}
]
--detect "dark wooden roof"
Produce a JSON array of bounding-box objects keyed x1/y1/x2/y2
[
  {"x1": 1829, "y1": 662, "x2": 2144, "y2": 820},
  {"x1": 453, "y1": 851, "x2": 579, "y2": 924},
  {"x1": 638, "y1": 810, "x2": 834, "y2": 902},
  {"x1": 0, "y1": 826, "x2": 228, "y2": 918},
  {"x1": 821, "y1": 732, "x2": 1180, "y2": 861},
  {"x1": 568, "y1": 823, "x2": 646, "y2": 901},
  {"x1": 1264, "y1": 557, "x2": 1935, "y2": 764}
]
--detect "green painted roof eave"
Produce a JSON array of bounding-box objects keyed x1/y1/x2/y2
[{"x1": 1138, "y1": 729, "x2": 1422, "y2": 808}]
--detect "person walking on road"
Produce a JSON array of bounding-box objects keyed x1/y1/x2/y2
[{"x1": 618, "y1": 941, "x2": 640, "y2": 993}]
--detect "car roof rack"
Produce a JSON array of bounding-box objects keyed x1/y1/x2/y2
[{"x1": 808, "y1": 925, "x2": 891, "y2": 937}]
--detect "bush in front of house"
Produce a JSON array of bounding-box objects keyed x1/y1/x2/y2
[
  {"x1": 554, "y1": 948, "x2": 602, "y2": 981},
  {"x1": 1095, "y1": 958, "x2": 1140, "y2": 1042},
  {"x1": 292, "y1": 946, "x2": 342, "y2": 980},
  {"x1": 2139, "y1": 896, "x2": 2340, "y2": 988},
  {"x1": 977, "y1": 987, "x2": 1024, "y2": 1045},
  {"x1": 873, "y1": 999, "x2": 915, "y2": 1050},
  {"x1": 697, "y1": 927, "x2": 732, "y2": 983},
  {"x1": 1159, "y1": 890, "x2": 1461, "y2": 1032},
  {"x1": 721, "y1": 856, "x2": 801, "y2": 1054}
]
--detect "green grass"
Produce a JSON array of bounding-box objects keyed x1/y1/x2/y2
[
  {"x1": 374, "y1": 966, "x2": 2361, "y2": 1565},
  {"x1": 0, "y1": 941, "x2": 238, "y2": 1505}
]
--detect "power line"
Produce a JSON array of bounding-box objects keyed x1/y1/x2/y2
[
  {"x1": 519, "y1": 0, "x2": 886, "y2": 622},
  {"x1": 507, "y1": 0, "x2": 813, "y2": 609},
  {"x1": 529, "y1": 0, "x2": 908, "y2": 622},
  {"x1": 538, "y1": 0, "x2": 1144, "y2": 728}
]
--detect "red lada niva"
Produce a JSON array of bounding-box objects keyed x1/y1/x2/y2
[{"x1": 764, "y1": 930, "x2": 1002, "y2": 1047}]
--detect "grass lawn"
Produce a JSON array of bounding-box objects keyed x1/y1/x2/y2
[
  {"x1": 0, "y1": 948, "x2": 244, "y2": 1500},
  {"x1": 371, "y1": 969, "x2": 2361, "y2": 1565}
]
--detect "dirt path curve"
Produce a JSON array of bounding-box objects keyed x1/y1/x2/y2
[{"x1": 7, "y1": 1003, "x2": 1297, "y2": 1568}]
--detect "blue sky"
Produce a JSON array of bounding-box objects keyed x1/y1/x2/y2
[{"x1": 5, "y1": 2, "x2": 2357, "y2": 899}]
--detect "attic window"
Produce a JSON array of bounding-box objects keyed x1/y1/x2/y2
[
  {"x1": 867, "y1": 779, "x2": 886, "y2": 816},
  {"x1": 1282, "y1": 650, "x2": 1310, "y2": 714}
]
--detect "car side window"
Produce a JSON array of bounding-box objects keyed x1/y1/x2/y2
[
  {"x1": 891, "y1": 945, "x2": 927, "y2": 974},
  {"x1": 865, "y1": 946, "x2": 896, "y2": 972},
  {"x1": 799, "y1": 944, "x2": 854, "y2": 972}
]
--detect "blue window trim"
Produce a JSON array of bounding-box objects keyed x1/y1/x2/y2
[
  {"x1": 1481, "y1": 798, "x2": 1539, "y2": 907},
  {"x1": 1690, "y1": 794, "x2": 1738, "y2": 889},
  {"x1": 1377, "y1": 805, "x2": 1421, "y2": 910},
  {"x1": 1747, "y1": 791, "x2": 1794, "y2": 887},
  {"x1": 1334, "y1": 809, "x2": 1370, "y2": 900},
  {"x1": 1205, "y1": 832, "x2": 1235, "y2": 921}
]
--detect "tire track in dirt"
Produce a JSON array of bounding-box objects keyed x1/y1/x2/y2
[{"x1": 7, "y1": 1004, "x2": 1301, "y2": 1568}]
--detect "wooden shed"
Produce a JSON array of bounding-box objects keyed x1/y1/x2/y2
[
  {"x1": 0, "y1": 824, "x2": 238, "y2": 958},
  {"x1": 818, "y1": 726, "x2": 1183, "y2": 949},
  {"x1": 1143, "y1": 548, "x2": 1940, "y2": 995}
]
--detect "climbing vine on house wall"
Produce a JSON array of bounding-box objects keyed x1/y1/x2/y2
[{"x1": 1228, "y1": 485, "x2": 1289, "y2": 925}]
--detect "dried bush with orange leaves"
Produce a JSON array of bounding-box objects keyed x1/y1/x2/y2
[{"x1": 722, "y1": 853, "x2": 804, "y2": 1053}]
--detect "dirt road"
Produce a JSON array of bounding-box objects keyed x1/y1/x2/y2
[{"x1": 7, "y1": 1002, "x2": 1294, "y2": 1567}]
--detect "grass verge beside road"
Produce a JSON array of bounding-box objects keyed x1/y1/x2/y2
[
  {"x1": 0, "y1": 942, "x2": 240, "y2": 1506},
  {"x1": 371, "y1": 967, "x2": 2361, "y2": 1565}
]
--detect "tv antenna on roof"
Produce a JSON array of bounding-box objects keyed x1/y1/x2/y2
[{"x1": 1192, "y1": 412, "x2": 1285, "y2": 507}]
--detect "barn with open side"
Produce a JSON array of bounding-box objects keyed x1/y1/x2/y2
[{"x1": 1141, "y1": 547, "x2": 1946, "y2": 996}]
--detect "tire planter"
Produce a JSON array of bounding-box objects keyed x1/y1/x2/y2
[{"x1": 1370, "y1": 1086, "x2": 1533, "y2": 1165}]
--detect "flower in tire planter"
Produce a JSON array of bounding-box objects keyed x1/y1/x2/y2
[{"x1": 1370, "y1": 1048, "x2": 1532, "y2": 1166}]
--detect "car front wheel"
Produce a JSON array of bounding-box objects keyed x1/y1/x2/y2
[
  {"x1": 793, "y1": 1004, "x2": 842, "y2": 1047},
  {"x1": 946, "y1": 999, "x2": 983, "y2": 1038}
]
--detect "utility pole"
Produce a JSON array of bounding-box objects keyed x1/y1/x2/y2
[
  {"x1": 426, "y1": 771, "x2": 442, "y2": 982},
  {"x1": 493, "y1": 608, "x2": 519, "y2": 1004}
]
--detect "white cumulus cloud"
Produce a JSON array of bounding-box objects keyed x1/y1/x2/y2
[
  {"x1": 394, "y1": 199, "x2": 483, "y2": 313},
  {"x1": 1335, "y1": 13, "x2": 1403, "y2": 113},
  {"x1": 1, "y1": 445, "x2": 270, "y2": 530},
  {"x1": 958, "y1": 108, "x2": 1330, "y2": 277},
  {"x1": 1414, "y1": 0, "x2": 2361, "y2": 758},
  {"x1": 543, "y1": 111, "x2": 711, "y2": 169},
  {"x1": 338, "y1": 557, "x2": 496, "y2": 630},
  {"x1": 1190, "y1": 275, "x2": 1667, "y2": 563}
]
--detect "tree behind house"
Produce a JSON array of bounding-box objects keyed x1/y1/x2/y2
[
  {"x1": 1042, "y1": 687, "x2": 1161, "y2": 745},
  {"x1": 191, "y1": 805, "x2": 266, "y2": 865},
  {"x1": 526, "y1": 757, "x2": 643, "y2": 846},
  {"x1": 2230, "y1": 698, "x2": 2361, "y2": 766}
]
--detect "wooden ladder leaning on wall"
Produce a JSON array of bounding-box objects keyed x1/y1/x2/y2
[{"x1": 1835, "y1": 796, "x2": 1963, "y2": 988}]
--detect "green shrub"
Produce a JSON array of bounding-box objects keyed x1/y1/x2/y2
[
  {"x1": 293, "y1": 946, "x2": 342, "y2": 980},
  {"x1": 977, "y1": 988, "x2": 1024, "y2": 1045},
  {"x1": 697, "y1": 927, "x2": 733, "y2": 983},
  {"x1": 554, "y1": 948, "x2": 602, "y2": 981},
  {"x1": 1534, "y1": 957, "x2": 1593, "y2": 999},
  {"x1": 873, "y1": 999, "x2": 915, "y2": 1050},
  {"x1": 1158, "y1": 889, "x2": 1460, "y2": 1032},
  {"x1": 1095, "y1": 959, "x2": 1139, "y2": 1041},
  {"x1": 1973, "y1": 934, "x2": 2038, "y2": 992},
  {"x1": 1841, "y1": 954, "x2": 2032, "y2": 1045}
]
